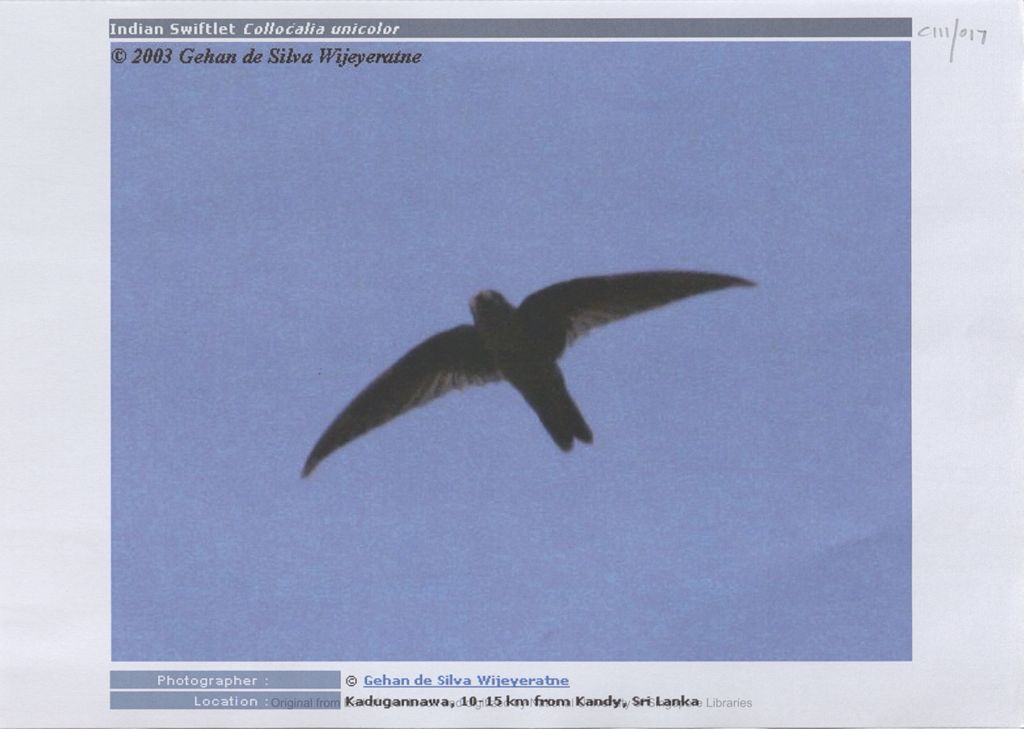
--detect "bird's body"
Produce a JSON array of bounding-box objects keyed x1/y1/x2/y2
[
  {"x1": 302, "y1": 270, "x2": 753, "y2": 477},
  {"x1": 470, "y1": 289, "x2": 592, "y2": 451}
]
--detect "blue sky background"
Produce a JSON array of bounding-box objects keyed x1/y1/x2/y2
[{"x1": 112, "y1": 41, "x2": 910, "y2": 661}]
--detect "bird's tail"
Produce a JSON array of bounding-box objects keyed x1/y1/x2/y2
[{"x1": 521, "y1": 372, "x2": 593, "y2": 451}]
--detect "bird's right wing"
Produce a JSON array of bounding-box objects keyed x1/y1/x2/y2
[
  {"x1": 303, "y1": 324, "x2": 500, "y2": 477},
  {"x1": 517, "y1": 271, "x2": 755, "y2": 359}
]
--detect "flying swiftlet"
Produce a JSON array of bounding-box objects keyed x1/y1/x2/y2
[{"x1": 303, "y1": 270, "x2": 754, "y2": 477}]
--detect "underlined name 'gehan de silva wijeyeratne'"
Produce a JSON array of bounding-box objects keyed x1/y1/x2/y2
[{"x1": 364, "y1": 673, "x2": 571, "y2": 687}]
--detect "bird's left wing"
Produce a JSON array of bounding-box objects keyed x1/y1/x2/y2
[
  {"x1": 303, "y1": 324, "x2": 500, "y2": 477},
  {"x1": 517, "y1": 271, "x2": 754, "y2": 359}
]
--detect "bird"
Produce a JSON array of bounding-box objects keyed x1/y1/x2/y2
[{"x1": 302, "y1": 270, "x2": 754, "y2": 477}]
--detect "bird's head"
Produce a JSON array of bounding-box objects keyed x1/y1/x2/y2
[{"x1": 469, "y1": 289, "x2": 514, "y2": 330}]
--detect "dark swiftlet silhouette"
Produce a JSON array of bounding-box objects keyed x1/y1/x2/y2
[{"x1": 302, "y1": 270, "x2": 754, "y2": 477}]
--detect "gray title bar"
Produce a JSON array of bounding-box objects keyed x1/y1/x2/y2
[{"x1": 109, "y1": 18, "x2": 912, "y2": 40}]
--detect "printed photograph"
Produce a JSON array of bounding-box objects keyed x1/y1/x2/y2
[{"x1": 111, "y1": 39, "x2": 910, "y2": 661}]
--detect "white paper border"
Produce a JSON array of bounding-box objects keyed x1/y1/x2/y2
[{"x1": 1, "y1": 1, "x2": 1022, "y2": 727}]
